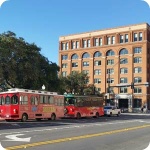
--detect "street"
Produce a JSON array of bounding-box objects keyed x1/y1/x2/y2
[{"x1": 0, "y1": 113, "x2": 150, "y2": 150}]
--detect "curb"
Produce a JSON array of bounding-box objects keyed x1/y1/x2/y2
[{"x1": 122, "y1": 113, "x2": 150, "y2": 116}]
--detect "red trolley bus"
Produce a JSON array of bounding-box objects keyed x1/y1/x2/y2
[
  {"x1": 64, "y1": 94, "x2": 104, "y2": 119},
  {"x1": 0, "y1": 88, "x2": 64, "y2": 122}
]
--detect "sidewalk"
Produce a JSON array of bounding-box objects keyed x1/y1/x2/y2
[{"x1": 122, "y1": 112, "x2": 150, "y2": 116}]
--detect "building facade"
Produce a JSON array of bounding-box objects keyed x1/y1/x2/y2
[{"x1": 59, "y1": 23, "x2": 150, "y2": 112}]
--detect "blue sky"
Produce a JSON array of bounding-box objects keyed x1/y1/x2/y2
[{"x1": 0, "y1": 0, "x2": 150, "y2": 64}]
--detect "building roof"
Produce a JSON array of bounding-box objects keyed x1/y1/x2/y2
[{"x1": 59, "y1": 22, "x2": 150, "y2": 41}]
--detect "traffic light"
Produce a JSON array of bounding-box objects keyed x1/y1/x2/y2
[{"x1": 131, "y1": 82, "x2": 134, "y2": 89}]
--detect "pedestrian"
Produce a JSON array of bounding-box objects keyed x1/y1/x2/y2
[{"x1": 141, "y1": 106, "x2": 143, "y2": 113}]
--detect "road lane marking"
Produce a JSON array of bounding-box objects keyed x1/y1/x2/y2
[
  {"x1": 0, "y1": 120, "x2": 146, "y2": 136},
  {"x1": 5, "y1": 124, "x2": 150, "y2": 150}
]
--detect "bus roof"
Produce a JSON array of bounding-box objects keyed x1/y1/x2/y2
[{"x1": 0, "y1": 88, "x2": 59, "y2": 95}]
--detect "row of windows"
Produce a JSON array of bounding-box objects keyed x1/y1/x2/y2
[
  {"x1": 119, "y1": 87, "x2": 142, "y2": 93},
  {"x1": 0, "y1": 95, "x2": 64, "y2": 106},
  {"x1": 62, "y1": 47, "x2": 142, "y2": 60},
  {"x1": 61, "y1": 32, "x2": 143, "y2": 50},
  {"x1": 62, "y1": 57, "x2": 142, "y2": 68},
  {"x1": 62, "y1": 66, "x2": 142, "y2": 77},
  {"x1": 99, "y1": 77, "x2": 142, "y2": 84}
]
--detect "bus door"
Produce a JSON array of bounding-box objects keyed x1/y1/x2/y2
[
  {"x1": 19, "y1": 94, "x2": 29, "y2": 117},
  {"x1": 30, "y1": 95, "x2": 40, "y2": 118}
]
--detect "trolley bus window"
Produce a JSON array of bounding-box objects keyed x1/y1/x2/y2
[
  {"x1": 1, "y1": 96, "x2": 5, "y2": 105},
  {"x1": 5, "y1": 96, "x2": 11, "y2": 105},
  {"x1": 49, "y1": 96, "x2": 54, "y2": 104},
  {"x1": 20, "y1": 95, "x2": 28, "y2": 105},
  {"x1": 11, "y1": 95, "x2": 18, "y2": 104}
]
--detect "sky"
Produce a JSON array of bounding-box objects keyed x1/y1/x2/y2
[{"x1": 0, "y1": 0, "x2": 150, "y2": 64}]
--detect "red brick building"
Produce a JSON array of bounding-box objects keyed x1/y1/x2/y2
[{"x1": 59, "y1": 23, "x2": 150, "y2": 112}]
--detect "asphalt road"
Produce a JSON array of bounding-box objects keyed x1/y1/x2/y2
[{"x1": 0, "y1": 113, "x2": 150, "y2": 150}]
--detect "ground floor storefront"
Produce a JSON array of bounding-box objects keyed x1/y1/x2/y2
[{"x1": 107, "y1": 94, "x2": 150, "y2": 113}]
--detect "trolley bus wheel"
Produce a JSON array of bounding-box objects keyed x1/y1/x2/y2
[
  {"x1": 76, "y1": 113, "x2": 81, "y2": 119},
  {"x1": 21, "y1": 114, "x2": 28, "y2": 122},
  {"x1": 51, "y1": 113, "x2": 56, "y2": 121}
]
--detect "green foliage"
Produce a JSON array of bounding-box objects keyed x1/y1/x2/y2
[
  {"x1": 58, "y1": 71, "x2": 93, "y2": 95},
  {"x1": 0, "y1": 31, "x2": 59, "y2": 91}
]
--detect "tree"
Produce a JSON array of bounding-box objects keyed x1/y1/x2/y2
[
  {"x1": 58, "y1": 71, "x2": 89, "y2": 95},
  {"x1": 0, "y1": 31, "x2": 59, "y2": 91}
]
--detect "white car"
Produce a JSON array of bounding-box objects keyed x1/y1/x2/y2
[{"x1": 104, "y1": 106, "x2": 121, "y2": 117}]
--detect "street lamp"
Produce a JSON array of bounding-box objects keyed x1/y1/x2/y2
[{"x1": 42, "y1": 84, "x2": 45, "y2": 90}]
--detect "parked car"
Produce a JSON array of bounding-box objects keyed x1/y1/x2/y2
[{"x1": 104, "y1": 106, "x2": 121, "y2": 117}]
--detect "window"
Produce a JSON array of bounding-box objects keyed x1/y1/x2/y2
[
  {"x1": 107, "y1": 59, "x2": 114, "y2": 65},
  {"x1": 71, "y1": 54, "x2": 78, "y2": 60},
  {"x1": 76, "y1": 41, "x2": 79, "y2": 49},
  {"x1": 139, "y1": 32, "x2": 142, "y2": 41},
  {"x1": 94, "y1": 51, "x2": 102, "y2": 57},
  {"x1": 83, "y1": 61, "x2": 89, "y2": 67},
  {"x1": 82, "y1": 52, "x2": 90, "y2": 58},
  {"x1": 120, "y1": 78, "x2": 128, "y2": 83},
  {"x1": 100, "y1": 38, "x2": 102, "y2": 46},
  {"x1": 134, "y1": 87, "x2": 142, "y2": 93},
  {"x1": 72, "y1": 41, "x2": 76, "y2": 49},
  {"x1": 120, "y1": 35, "x2": 124, "y2": 43},
  {"x1": 106, "y1": 50, "x2": 115, "y2": 56},
  {"x1": 94, "y1": 60, "x2": 101, "y2": 66},
  {"x1": 111, "y1": 36, "x2": 115, "y2": 44},
  {"x1": 62, "y1": 55, "x2": 68, "y2": 60},
  {"x1": 94, "y1": 78, "x2": 101, "y2": 84},
  {"x1": 134, "y1": 47, "x2": 142, "y2": 53},
  {"x1": 62, "y1": 63, "x2": 67, "y2": 68},
  {"x1": 62, "y1": 43, "x2": 65, "y2": 50},
  {"x1": 83, "y1": 40, "x2": 87, "y2": 48},
  {"x1": 83, "y1": 70, "x2": 89, "y2": 75},
  {"x1": 107, "y1": 37, "x2": 111, "y2": 45},
  {"x1": 49, "y1": 96, "x2": 54, "y2": 104},
  {"x1": 62, "y1": 71, "x2": 67, "y2": 77},
  {"x1": 94, "y1": 38, "x2": 99, "y2": 46},
  {"x1": 134, "y1": 57, "x2": 142, "y2": 63},
  {"x1": 120, "y1": 68, "x2": 128, "y2": 74},
  {"x1": 11, "y1": 95, "x2": 18, "y2": 104},
  {"x1": 120, "y1": 87, "x2": 128, "y2": 93},
  {"x1": 84, "y1": 79, "x2": 89, "y2": 84},
  {"x1": 87, "y1": 39, "x2": 90, "y2": 47},
  {"x1": 107, "y1": 78, "x2": 114, "y2": 83},
  {"x1": 134, "y1": 67, "x2": 142, "y2": 73},
  {"x1": 125, "y1": 34, "x2": 128, "y2": 43},
  {"x1": 20, "y1": 95, "x2": 28, "y2": 105},
  {"x1": 107, "y1": 68, "x2": 114, "y2": 74},
  {"x1": 134, "y1": 77, "x2": 142, "y2": 83},
  {"x1": 134, "y1": 33, "x2": 138, "y2": 41},
  {"x1": 72, "y1": 62, "x2": 78, "y2": 67},
  {"x1": 62, "y1": 42, "x2": 68, "y2": 50},
  {"x1": 95, "y1": 88, "x2": 101, "y2": 92},
  {"x1": 120, "y1": 58, "x2": 128, "y2": 64},
  {"x1": 94, "y1": 69, "x2": 101, "y2": 75},
  {"x1": 119, "y1": 48, "x2": 128, "y2": 55}
]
